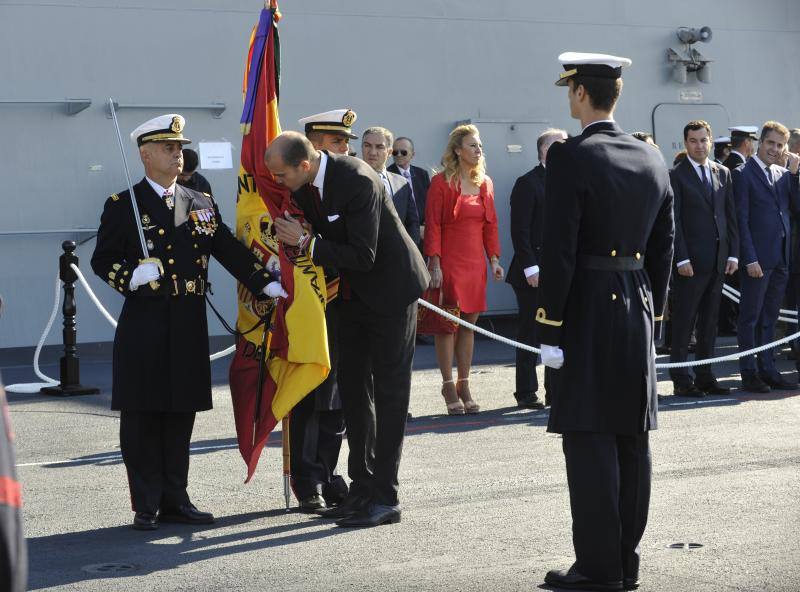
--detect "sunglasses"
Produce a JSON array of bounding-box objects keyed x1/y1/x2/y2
[{"x1": 392, "y1": 149, "x2": 409, "y2": 157}]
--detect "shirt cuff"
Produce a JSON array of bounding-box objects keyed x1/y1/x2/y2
[
  {"x1": 524, "y1": 265, "x2": 540, "y2": 278},
  {"x1": 727, "y1": 257, "x2": 738, "y2": 263},
  {"x1": 676, "y1": 259, "x2": 691, "y2": 268},
  {"x1": 310, "y1": 236, "x2": 317, "y2": 259}
]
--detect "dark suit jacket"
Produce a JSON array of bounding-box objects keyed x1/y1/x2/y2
[
  {"x1": 388, "y1": 163, "x2": 431, "y2": 224},
  {"x1": 722, "y1": 151, "x2": 745, "y2": 171},
  {"x1": 733, "y1": 157, "x2": 800, "y2": 269},
  {"x1": 507, "y1": 164, "x2": 545, "y2": 289},
  {"x1": 293, "y1": 153, "x2": 429, "y2": 313},
  {"x1": 537, "y1": 121, "x2": 674, "y2": 435},
  {"x1": 671, "y1": 158, "x2": 738, "y2": 273},
  {"x1": 384, "y1": 170, "x2": 420, "y2": 244}
]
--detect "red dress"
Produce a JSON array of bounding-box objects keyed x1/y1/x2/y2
[{"x1": 424, "y1": 173, "x2": 501, "y2": 313}]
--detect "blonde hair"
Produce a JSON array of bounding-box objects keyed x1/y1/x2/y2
[{"x1": 441, "y1": 124, "x2": 485, "y2": 187}]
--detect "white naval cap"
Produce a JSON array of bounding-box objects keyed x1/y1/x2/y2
[
  {"x1": 714, "y1": 136, "x2": 731, "y2": 145},
  {"x1": 555, "y1": 52, "x2": 632, "y2": 86},
  {"x1": 298, "y1": 108, "x2": 358, "y2": 139},
  {"x1": 728, "y1": 125, "x2": 759, "y2": 140},
  {"x1": 130, "y1": 113, "x2": 191, "y2": 147}
]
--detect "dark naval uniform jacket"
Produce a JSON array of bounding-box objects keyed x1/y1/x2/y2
[
  {"x1": 536, "y1": 121, "x2": 674, "y2": 435},
  {"x1": 91, "y1": 179, "x2": 275, "y2": 413}
]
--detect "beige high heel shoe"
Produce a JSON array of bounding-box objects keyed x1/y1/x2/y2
[
  {"x1": 441, "y1": 379, "x2": 465, "y2": 415},
  {"x1": 457, "y1": 378, "x2": 480, "y2": 413}
]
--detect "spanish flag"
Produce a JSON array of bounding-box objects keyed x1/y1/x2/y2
[{"x1": 230, "y1": 2, "x2": 330, "y2": 482}]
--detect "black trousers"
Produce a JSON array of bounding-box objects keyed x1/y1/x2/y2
[
  {"x1": 338, "y1": 296, "x2": 416, "y2": 506},
  {"x1": 119, "y1": 410, "x2": 195, "y2": 514},
  {"x1": 669, "y1": 270, "x2": 723, "y2": 384},
  {"x1": 562, "y1": 431, "x2": 651, "y2": 583},
  {"x1": 289, "y1": 395, "x2": 346, "y2": 500},
  {"x1": 512, "y1": 285, "x2": 552, "y2": 400}
]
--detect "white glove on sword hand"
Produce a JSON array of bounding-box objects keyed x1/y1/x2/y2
[
  {"x1": 540, "y1": 344, "x2": 564, "y2": 369},
  {"x1": 129, "y1": 262, "x2": 162, "y2": 290},
  {"x1": 263, "y1": 281, "x2": 288, "y2": 299}
]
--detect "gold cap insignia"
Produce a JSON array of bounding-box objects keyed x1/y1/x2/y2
[
  {"x1": 341, "y1": 109, "x2": 356, "y2": 127},
  {"x1": 170, "y1": 116, "x2": 184, "y2": 133}
]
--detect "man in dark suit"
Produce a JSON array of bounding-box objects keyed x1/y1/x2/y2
[
  {"x1": 734, "y1": 121, "x2": 800, "y2": 392},
  {"x1": 91, "y1": 114, "x2": 283, "y2": 530},
  {"x1": 669, "y1": 120, "x2": 739, "y2": 396},
  {"x1": 268, "y1": 131, "x2": 429, "y2": 528},
  {"x1": 506, "y1": 127, "x2": 566, "y2": 409},
  {"x1": 363, "y1": 126, "x2": 420, "y2": 244},
  {"x1": 388, "y1": 136, "x2": 431, "y2": 243},
  {"x1": 288, "y1": 108, "x2": 360, "y2": 512},
  {"x1": 537, "y1": 53, "x2": 674, "y2": 591}
]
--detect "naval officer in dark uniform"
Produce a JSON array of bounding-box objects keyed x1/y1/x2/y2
[
  {"x1": 536, "y1": 54, "x2": 674, "y2": 591},
  {"x1": 91, "y1": 114, "x2": 284, "y2": 530},
  {"x1": 267, "y1": 132, "x2": 429, "y2": 528}
]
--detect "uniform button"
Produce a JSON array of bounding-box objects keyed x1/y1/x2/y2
[
  {"x1": 192, "y1": 231, "x2": 197, "y2": 236},
  {"x1": 171, "y1": 274, "x2": 178, "y2": 280},
  {"x1": 611, "y1": 249, "x2": 617, "y2": 257},
  {"x1": 166, "y1": 245, "x2": 173, "y2": 250},
  {"x1": 123, "y1": 270, "x2": 129, "y2": 276},
  {"x1": 158, "y1": 229, "x2": 165, "y2": 236},
  {"x1": 196, "y1": 258, "x2": 201, "y2": 264},
  {"x1": 118, "y1": 287, "x2": 124, "y2": 293},
  {"x1": 168, "y1": 258, "x2": 175, "y2": 265},
  {"x1": 194, "y1": 244, "x2": 199, "y2": 249},
  {"x1": 635, "y1": 252, "x2": 641, "y2": 260},
  {"x1": 612, "y1": 293, "x2": 617, "y2": 301}
]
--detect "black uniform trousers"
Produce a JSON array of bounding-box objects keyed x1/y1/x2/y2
[
  {"x1": 562, "y1": 431, "x2": 651, "y2": 583},
  {"x1": 669, "y1": 270, "x2": 724, "y2": 385},
  {"x1": 119, "y1": 410, "x2": 195, "y2": 514},
  {"x1": 337, "y1": 295, "x2": 416, "y2": 506},
  {"x1": 512, "y1": 285, "x2": 552, "y2": 401}
]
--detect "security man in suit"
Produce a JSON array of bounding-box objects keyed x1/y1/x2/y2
[
  {"x1": 388, "y1": 136, "x2": 431, "y2": 241},
  {"x1": 289, "y1": 108, "x2": 360, "y2": 512},
  {"x1": 506, "y1": 128, "x2": 566, "y2": 409},
  {"x1": 537, "y1": 53, "x2": 674, "y2": 591},
  {"x1": 734, "y1": 121, "x2": 800, "y2": 392},
  {"x1": 267, "y1": 131, "x2": 429, "y2": 528},
  {"x1": 362, "y1": 126, "x2": 420, "y2": 244},
  {"x1": 91, "y1": 114, "x2": 284, "y2": 530},
  {"x1": 723, "y1": 126, "x2": 757, "y2": 170},
  {"x1": 669, "y1": 120, "x2": 739, "y2": 396}
]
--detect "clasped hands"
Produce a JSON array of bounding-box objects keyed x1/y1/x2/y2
[{"x1": 273, "y1": 211, "x2": 311, "y2": 251}]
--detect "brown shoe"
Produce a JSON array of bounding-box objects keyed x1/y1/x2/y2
[
  {"x1": 456, "y1": 378, "x2": 480, "y2": 413},
  {"x1": 441, "y1": 380, "x2": 465, "y2": 415}
]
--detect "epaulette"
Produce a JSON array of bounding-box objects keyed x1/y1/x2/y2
[{"x1": 111, "y1": 193, "x2": 120, "y2": 202}]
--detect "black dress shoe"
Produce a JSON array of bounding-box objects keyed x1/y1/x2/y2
[
  {"x1": 298, "y1": 494, "x2": 326, "y2": 513},
  {"x1": 694, "y1": 381, "x2": 731, "y2": 395},
  {"x1": 159, "y1": 503, "x2": 215, "y2": 525},
  {"x1": 335, "y1": 503, "x2": 401, "y2": 528},
  {"x1": 623, "y1": 576, "x2": 640, "y2": 590},
  {"x1": 760, "y1": 375, "x2": 797, "y2": 390},
  {"x1": 132, "y1": 512, "x2": 158, "y2": 531},
  {"x1": 515, "y1": 394, "x2": 545, "y2": 410},
  {"x1": 544, "y1": 566, "x2": 622, "y2": 591},
  {"x1": 673, "y1": 383, "x2": 705, "y2": 397},
  {"x1": 741, "y1": 376, "x2": 771, "y2": 393},
  {"x1": 322, "y1": 476, "x2": 348, "y2": 507},
  {"x1": 318, "y1": 494, "x2": 368, "y2": 519}
]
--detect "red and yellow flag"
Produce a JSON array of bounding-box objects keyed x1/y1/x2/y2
[{"x1": 230, "y1": 2, "x2": 330, "y2": 482}]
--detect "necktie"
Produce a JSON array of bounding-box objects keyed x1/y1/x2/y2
[
  {"x1": 380, "y1": 172, "x2": 392, "y2": 197},
  {"x1": 764, "y1": 165, "x2": 773, "y2": 186},
  {"x1": 700, "y1": 164, "x2": 712, "y2": 196},
  {"x1": 163, "y1": 189, "x2": 174, "y2": 210},
  {"x1": 402, "y1": 169, "x2": 415, "y2": 202}
]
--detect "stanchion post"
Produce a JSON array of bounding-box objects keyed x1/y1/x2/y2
[{"x1": 41, "y1": 241, "x2": 100, "y2": 396}]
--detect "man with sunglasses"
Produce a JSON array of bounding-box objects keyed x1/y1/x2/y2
[{"x1": 388, "y1": 137, "x2": 431, "y2": 246}]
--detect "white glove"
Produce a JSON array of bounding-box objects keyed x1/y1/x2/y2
[
  {"x1": 540, "y1": 344, "x2": 564, "y2": 369},
  {"x1": 129, "y1": 262, "x2": 161, "y2": 290},
  {"x1": 263, "y1": 281, "x2": 288, "y2": 299}
]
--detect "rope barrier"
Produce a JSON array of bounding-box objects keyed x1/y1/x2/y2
[{"x1": 7, "y1": 269, "x2": 800, "y2": 396}]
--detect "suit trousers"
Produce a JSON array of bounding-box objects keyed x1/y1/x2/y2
[
  {"x1": 669, "y1": 270, "x2": 723, "y2": 384},
  {"x1": 512, "y1": 285, "x2": 553, "y2": 399},
  {"x1": 562, "y1": 431, "x2": 651, "y2": 583},
  {"x1": 289, "y1": 395, "x2": 346, "y2": 500},
  {"x1": 119, "y1": 410, "x2": 195, "y2": 513},
  {"x1": 338, "y1": 296, "x2": 416, "y2": 506},
  {"x1": 737, "y1": 265, "x2": 788, "y2": 376}
]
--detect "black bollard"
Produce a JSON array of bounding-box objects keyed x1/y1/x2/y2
[{"x1": 41, "y1": 241, "x2": 100, "y2": 396}]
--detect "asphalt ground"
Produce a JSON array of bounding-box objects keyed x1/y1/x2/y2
[{"x1": 3, "y1": 334, "x2": 800, "y2": 591}]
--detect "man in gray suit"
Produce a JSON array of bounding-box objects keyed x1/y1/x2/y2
[{"x1": 362, "y1": 127, "x2": 420, "y2": 244}]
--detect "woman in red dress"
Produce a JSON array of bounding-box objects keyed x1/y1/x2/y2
[{"x1": 425, "y1": 124, "x2": 504, "y2": 414}]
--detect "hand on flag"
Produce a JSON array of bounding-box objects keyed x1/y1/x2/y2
[{"x1": 263, "y1": 281, "x2": 288, "y2": 299}]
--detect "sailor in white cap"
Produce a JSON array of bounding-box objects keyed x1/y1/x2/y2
[
  {"x1": 536, "y1": 52, "x2": 674, "y2": 591},
  {"x1": 91, "y1": 113, "x2": 285, "y2": 531},
  {"x1": 299, "y1": 108, "x2": 358, "y2": 155},
  {"x1": 713, "y1": 135, "x2": 731, "y2": 164},
  {"x1": 287, "y1": 108, "x2": 360, "y2": 513},
  {"x1": 724, "y1": 125, "x2": 758, "y2": 170}
]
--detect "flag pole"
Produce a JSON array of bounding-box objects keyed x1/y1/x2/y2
[
  {"x1": 282, "y1": 415, "x2": 291, "y2": 511},
  {"x1": 252, "y1": 314, "x2": 270, "y2": 447}
]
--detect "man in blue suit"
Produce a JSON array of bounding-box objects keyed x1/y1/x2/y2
[{"x1": 734, "y1": 121, "x2": 800, "y2": 392}]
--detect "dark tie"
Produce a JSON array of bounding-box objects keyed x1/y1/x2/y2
[
  {"x1": 764, "y1": 165, "x2": 773, "y2": 186},
  {"x1": 700, "y1": 164, "x2": 712, "y2": 196}
]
